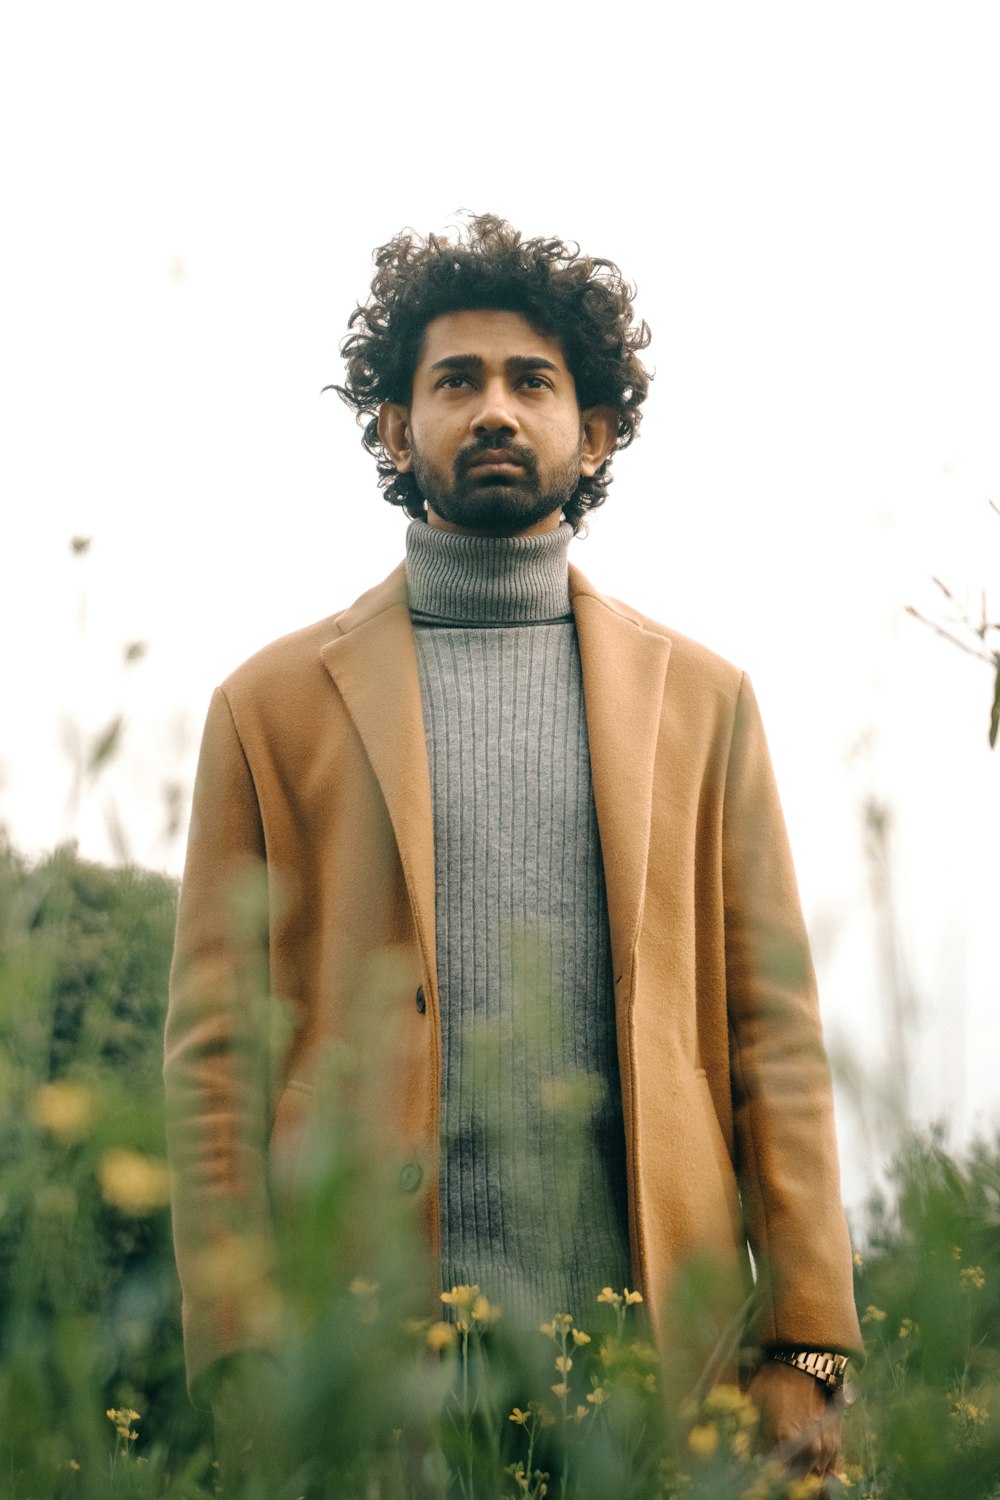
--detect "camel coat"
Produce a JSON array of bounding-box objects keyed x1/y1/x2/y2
[{"x1": 164, "y1": 559, "x2": 861, "y2": 1394}]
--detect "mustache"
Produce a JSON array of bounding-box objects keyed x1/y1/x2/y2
[{"x1": 454, "y1": 437, "x2": 538, "y2": 481}]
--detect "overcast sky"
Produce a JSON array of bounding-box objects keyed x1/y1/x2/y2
[{"x1": 2, "y1": 3, "x2": 998, "y2": 1208}]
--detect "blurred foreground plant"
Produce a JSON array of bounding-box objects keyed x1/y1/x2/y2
[
  {"x1": 0, "y1": 840, "x2": 212, "y2": 1495},
  {"x1": 3, "y1": 843, "x2": 1000, "y2": 1497},
  {"x1": 847, "y1": 1128, "x2": 1000, "y2": 1498}
]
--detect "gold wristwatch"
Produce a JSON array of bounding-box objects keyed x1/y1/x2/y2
[{"x1": 769, "y1": 1349, "x2": 849, "y2": 1391}]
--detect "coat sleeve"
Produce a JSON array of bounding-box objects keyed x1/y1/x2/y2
[
  {"x1": 722, "y1": 674, "x2": 862, "y2": 1354},
  {"x1": 163, "y1": 686, "x2": 281, "y2": 1401}
]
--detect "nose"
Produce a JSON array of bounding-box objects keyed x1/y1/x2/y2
[{"x1": 471, "y1": 378, "x2": 519, "y2": 437}]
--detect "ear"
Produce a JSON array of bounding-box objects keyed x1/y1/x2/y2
[
  {"x1": 377, "y1": 402, "x2": 413, "y2": 472},
  {"x1": 580, "y1": 406, "x2": 619, "y2": 477}
]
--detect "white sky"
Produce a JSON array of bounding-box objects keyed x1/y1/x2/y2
[{"x1": 2, "y1": 3, "x2": 998, "y2": 1211}]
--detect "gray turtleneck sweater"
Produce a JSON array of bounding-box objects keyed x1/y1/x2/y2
[{"x1": 406, "y1": 520, "x2": 631, "y2": 1327}]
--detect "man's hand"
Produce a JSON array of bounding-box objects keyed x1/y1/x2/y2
[{"x1": 746, "y1": 1358, "x2": 844, "y2": 1484}]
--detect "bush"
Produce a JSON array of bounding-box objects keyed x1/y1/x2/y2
[{"x1": 0, "y1": 841, "x2": 212, "y2": 1495}]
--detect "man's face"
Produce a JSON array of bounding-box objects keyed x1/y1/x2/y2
[{"x1": 383, "y1": 309, "x2": 595, "y2": 536}]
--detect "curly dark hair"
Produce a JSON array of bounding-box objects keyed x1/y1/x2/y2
[{"x1": 330, "y1": 214, "x2": 652, "y2": 533}]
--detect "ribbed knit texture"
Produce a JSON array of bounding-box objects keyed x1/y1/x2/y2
[{"x1": 407, "y1": 520, "x2": 631, "y2": 1328}]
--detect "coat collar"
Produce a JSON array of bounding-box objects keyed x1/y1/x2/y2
[
  {"x1": 569, "y1": 567, "x2": 672, "y2": 982},
  {"x1": 319, "y1": 558, "x2": 671, "y2": 998}
]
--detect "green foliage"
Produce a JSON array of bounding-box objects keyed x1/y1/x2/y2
[
  {"x1": 2, "y1": 841, "x2": 1000, "y2": 1497},
  {"x1": 0, "y1": 840, "x2": 213, "y2": 1495},
  {"x1": 847, "y1": 1132, "x2": 1000, "y2": 1498}
]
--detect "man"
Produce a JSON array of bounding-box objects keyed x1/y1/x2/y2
[{"x1": 164, "y1": 214, "x2": 861, "y2": 1482}]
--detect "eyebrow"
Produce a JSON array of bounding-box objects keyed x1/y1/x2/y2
[{"x1": 427, "y1": 354, "x2": 561, "y2": 375}]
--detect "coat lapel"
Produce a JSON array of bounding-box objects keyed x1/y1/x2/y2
[
  {"x1": 570, "y1": 567, "x2": 671, "y2": 985},
  {"x1": 317, "y1": 557, "x2": 670, "y2": 1008},
  {"x1": 318, "y1": 564, "x2": 438, "y2": 996}
]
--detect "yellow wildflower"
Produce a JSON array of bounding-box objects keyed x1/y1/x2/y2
[
  {"x1": 509, "y1": 1408, "x2": 531, "y2": 1426},
  {"x1": 596, "y1": 1287, "x2": 621, "y2": 1306},
  {"x1": 555, "y1": 1312, "x2": 573, "y2": 1328},
  {"x1": 551, "y1": 1382, "x2": 569, "y2": 1399},
  {"x1": 951, "y1": 1245, "x2": 963, "y2": 1260},
  {"x1": 106, "y1": 1408, "x2": 141, "y2": 1442},
  {"x1": 426, "y1": 1321, "x2": 457, "y2": 1352},
  {"x1": 571, "y1": 1329, "x2": 591, "y2": 1346},
  {"x1": 29, "y1": 1081, "x2": 94, "y2": 1143},
  {"x1": 704, "y1": 1383, "x2": 758, "y2": 1428},
  {"x1": 730, "y1": 1428, "x2": 751, "y2": 1458},
  {"x1": 687, "y1": 1423, "x2": 719, "y2": 1457},
  {"x1": 67, "y1": 1459, "x2": 81, "y2": 1470},
  {"x1": 554, "y1": 1355, "x2": 573, "y2": 1374},
  {"x1": 539, "y1": 1320, "x2": 557, "y2": 1339},
  {"x1": 787, "y1": 1479, "x2": 824, "y2": 1500},
  {"x1": 853, "y1": 1251, "x2": 863, "y2": 1268},
  {"x1": 741, "y1": 1462, "x2": 785, "y2": 1500},
  {"x1": 573, "y1": 1404, "x2": 589, "y2": 1423},
  {"x1": 704, "y1": 1384, "x2": 745, "y2": 1415},
  {"x1": 960, "y1": 1266, "x2": 985, "y2": 1292},
  {"x1": 898, "y1": 1318, "x2": 918, "y2": 1339},
  {"x1": 471, "y1": 1293, "x2": 501, "y2": 1324},
  {"x1": 349, "y1": 1277, "x2": 378, "y2": 1297},
  {"x1": 624, "y1": 1288, "x2": 644, "y2": 1305},
  {"x1": 440, "y1": 1284, "x2": 479, "y2": 1312},
  {"x1": 586, "y1": 1386, "x2": 607, "y2": 1406},
  {"x1": 950, "y1": 1396, "x2": 988, "y2": 1425},
  {"x1": 861, "y1": 1304, "x2": 887, "y2": 1324},
  {"x1": 737, "y1": 1395, "x2": 759, "y2": 1428},
  {"x1": 97, "y1": 1150, "x2": 170, "y2": 1215}
]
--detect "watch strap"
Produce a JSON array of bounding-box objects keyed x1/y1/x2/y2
[{"x1": 769, "y1": 1349, "x2": 849, "y2": 1390}]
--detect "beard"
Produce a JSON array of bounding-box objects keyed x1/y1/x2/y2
[{"x1": 411, "y1": 433, "x2": 582, "y2": 534}]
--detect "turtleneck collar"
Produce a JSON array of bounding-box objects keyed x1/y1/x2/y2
[{"x1": 405, "y1": 519, "x2": 573, "y2": 625}]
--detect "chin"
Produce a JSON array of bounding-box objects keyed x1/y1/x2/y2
[{"x1": 434, "y1": 485, "x2": 559, "y2": 534}]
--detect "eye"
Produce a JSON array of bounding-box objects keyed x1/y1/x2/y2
[
  {"x1": 436, "y1": 374, "x2": 473, "y2": 390},
  {"x1": 518, "y1": 375, "x2": 552, "y2": 391}
]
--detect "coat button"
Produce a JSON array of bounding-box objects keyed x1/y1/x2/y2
[
  {"x1": 415, "y1": 985, "x2": 426, "y2": 1014},
  {"x1": 399, "y1": 1163, "x2": 423, "y2": 1193}
]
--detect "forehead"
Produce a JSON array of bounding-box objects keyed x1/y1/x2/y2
[{"x1": 416, "y1": 309, "x2": 568, "y2": 372}]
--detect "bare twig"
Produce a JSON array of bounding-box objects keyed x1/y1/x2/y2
[{"x1": 903, "y1": 606, "x2": 994, "y2": 664}]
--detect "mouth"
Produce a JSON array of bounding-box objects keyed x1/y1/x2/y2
[
  {"x1": 463, "y1": 448, "x2": 528, "y2": 478},
  {"x1": 465, "y1": 459, "x2": 525, "y2": 477}
]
